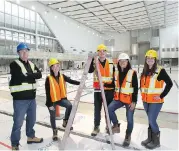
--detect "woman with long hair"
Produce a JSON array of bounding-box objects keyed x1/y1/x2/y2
[
  {"x1": 108, "y1": 53, "x2": 138, "y2": 147},
  {"x1": 45, "y1": 58, "x2": 80, "y2": 141},
  {"x1": 140, "y1": 50, "x2": 173, "y2": 149}
]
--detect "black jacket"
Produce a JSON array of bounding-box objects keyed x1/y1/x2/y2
[
  {"x1": 88, "y1": 58, "x2": 115, "y2": 90},
  {"x1": 140, "y1": 68, "x2": 173, "y2": 99},
  {"x1": 9, "y1": 58, "x2": 42, "y2": 100},
  {"x1": 117, "y1": 64, "x2": 138, "y2": 103},
  {"x1": 45, "y1": 72, "x2": 80, "y2": 107}
]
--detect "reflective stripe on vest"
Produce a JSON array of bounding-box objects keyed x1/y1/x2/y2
[
  {"x1": 10, "y1": 60, "x2": 36, "y2": 93},
  {"x1": 141, "y1": 88, "x2": 163, "y2": 94},
  {"x1": 114, "y1": 69, "x2": 134, "y2": 104},
  {"x1": 115, "y1": 69, "x2": 134, "y2": 94},
  {"x1": 93, "y1": 59, "x2": 113, "y2": 90},
  {"x1": 15, "y1": 60, "x2": 35, "y2": 76},
  {"x1": 140, "y1": 66, "x2": 164, "y2": 103},
  {"x1": 94, "y1": 77, "x2": 113, "y2": 82},
  {"x1": 49, "y1": 74, "x2": 67, "y2": 102},
  {"x1": 141, "y1": 66, "x2": 162, "y2": 94},
  {"x1": 9, "y1": 83, "x2": 36, "y2": 93},
  {"x1": 115, "y1": 87, "x2": 134, "y2": 94}
]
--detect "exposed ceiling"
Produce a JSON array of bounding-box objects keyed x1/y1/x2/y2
[{"x1": 38, "y1": 0, "x2": 178, "y2": 33}]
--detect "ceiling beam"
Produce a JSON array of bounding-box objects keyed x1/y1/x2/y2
[
  {"x1": 143, "y1": 1, "x2": 152, "y2": 27},
  {"x1": 97, "y1": 0, "x2": 127, "y2": 33},
  {"x1": 75, "y1": 0, "x2": 119, "y2": 33}
]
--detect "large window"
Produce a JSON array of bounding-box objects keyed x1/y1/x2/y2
[
  {"x1": 5, "y1": 1, "x2": 11, "y2": 14},
  {"x1": 0, "y1": 0, "x2": 62, "y2": 55},
  {"x1": 12, "y1": 4, "x2": 18, "y2": 16},
  {"x1": 0, "y1": 0, "x2": 4, "y2": 12},
  {"x1": 19, "y1": 6, "x2": 24, "y2": 18},
  {"x1": 0, "y1": 30, "x2": 5, "y2": 39}
]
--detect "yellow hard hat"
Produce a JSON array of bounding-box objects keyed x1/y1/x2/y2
[
  {"x1": 145, "y1": 49, "x2": 158, "y2": 59},
  {"x1": 48, "y1": 58, "x2": 59, "y2": 67},
  {"x1": 97, "y1": 44, "x2": 107, "y2": 52}
]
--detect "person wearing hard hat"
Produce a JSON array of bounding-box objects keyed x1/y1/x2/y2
[
  {"x1": 108, "y1": 53, "x2": 138, "y2": 147},
  {"x1": 9, "y1": 42, "x2": 43, "y2": 150},
  {"x1": 45, "y1": 58, "x2": 80, "y2": 141},
  {"x1": 140, "y1": 50, "x2": 173, "y2": 149},
  {"x1": 89, "y1": 44, "x2": 115, "y2": 136}
]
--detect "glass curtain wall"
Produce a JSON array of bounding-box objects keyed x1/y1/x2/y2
[{"x1": 0, "y1": 0, "x2": 62, "y2": 55}]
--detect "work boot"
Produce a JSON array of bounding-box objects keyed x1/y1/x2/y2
[
  {"x1": 62, "y1": 119, "x2": 73, "y2": 130},
  {"x1": 105, "y1": 126, "x2": 109, "y2": 133},
  {"x1": 112, "y1": 123, "x2": 120, "y2": 133},
  {"x1": 12, "y1": 145, "x2": 19, "y2": 151},
  {"x1": 52, "y1": 129, "x2": 58, "y2": 141},
  {"x1": 91, "y1": 126, "x2": 100, "y2": 136},
  {"x1": 146, "y1": 131, "x2": 160, "y2": 149},
  {"x1": 27, "y1": 137, "x2": 43, "y2": 144},
  {"x1": 123, "y1": 133, "x2": 131, "y2": 147},
  {"x1": 141, "y1": 128, "x2": 152, "y2": 146}
]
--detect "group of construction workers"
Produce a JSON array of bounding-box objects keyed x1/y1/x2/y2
[{"x1": 9, "y1": 42, "x2": 173, "y2": 150}]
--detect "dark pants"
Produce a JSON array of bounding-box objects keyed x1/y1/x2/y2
[
  {"x1": 143, "y1": 102, "x2": 163, "y2": 133},
  {"x1": 11, "y1": 99, "x2": 36, "y2": 146},
  {"x1": 108, "y1": 100, "x2": 135, "y2": 134},
  {"x1": 94, "y1": 90, "x2": 114, "y2": 127},
  {"x1": 48, "y1": 99, "x2": 72, "y2": 129}
]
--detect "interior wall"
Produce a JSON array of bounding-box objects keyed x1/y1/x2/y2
[{"x1": 138, "y1": 43, "x2": 150, "y2": 65}]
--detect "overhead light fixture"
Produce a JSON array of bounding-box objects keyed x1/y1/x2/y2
[
  {"x1": 31, "y1": 6, "x2": 35, "y2": 10},
  {"x1": 48, "y1": 2, "x2": 52, "y2": 5},
  {"x1": 58, "y1": 7, "x2": 61, "y2": 10},
  {"x1": 77, "y1": 26, "x2": 79, "y2": 28},
  {"x1": 54, "y1": 16, "x2": 57, "y2": 19},
  {"x1": 93, "y1": 33, "x2": 94, "y2": 35},
  {"x1": 44, "y1": 11, "x2": 47, "y2": 14}
]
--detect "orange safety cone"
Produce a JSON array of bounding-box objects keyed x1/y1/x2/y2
[
  {"x1": 56, "y1": 105, "x2": 60, "y2": 117},
  {"x1": 55, "y1": 105, "x2": 65, "y2": 120}
]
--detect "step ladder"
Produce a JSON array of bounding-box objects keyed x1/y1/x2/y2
[{"x1": 59, "y1": 53, "x2": 115, "y2": 150}]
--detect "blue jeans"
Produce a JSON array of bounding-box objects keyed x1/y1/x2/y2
[
  {"x1": 11, "y1": 99, "x2": 36, "y2": 146},
  {"x1": 48, "y1": 99, "x2": 72, "y2": 129},
  {"x1": 143, "y1": 102, "x2": 163, "y2": 133},
  {"x1": 108, "y1": 100, "x2": 135, "y2": 134}
]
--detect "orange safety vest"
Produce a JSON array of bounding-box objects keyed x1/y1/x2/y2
[
  {"x1": 140, "y1": 66, "x2": 164, "y2": 103},
  {"x1": 48, "y1": 74, "x2": 67, "y2": 102},
  {"x1": 93, "y1": 59, "x2": 114, "y2": 90},
  {"x1": 114, "y1": 69, "x2": 134, "y2": 104}
]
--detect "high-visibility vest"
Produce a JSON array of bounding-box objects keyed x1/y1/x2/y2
[
  {"x1": 140, "y1": 66, "x2": 164, "y2": 103},
  {"x1": 9, "y1": 60, "x2": 36, "y2": 93},
  {"x1": 48, "y1": 74, "x2": 67, "y2": 102},
  {"x1": 114, "y1": 69, "x2": 134, "y2": 104},
  {"x1": 93, "y1": 59, "x2": 114, "y2": 90}
]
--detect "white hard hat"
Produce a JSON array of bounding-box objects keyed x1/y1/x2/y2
[{"x1": 118, "y1": 53, "x2": 130, "y2": 60}]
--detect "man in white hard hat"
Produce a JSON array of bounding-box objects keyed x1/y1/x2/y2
[{"x1": 108, "y1": 53, "x2": 138, "y2": 147}]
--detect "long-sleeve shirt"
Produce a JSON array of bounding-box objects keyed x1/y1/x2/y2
[
  {"x1": 158, "y1": 69, "x2": 173, "y2": 98},
  {"x1": 117, "y1": 66, "x2": 138, "y2": 103},
  {"x1": 9, "y1": 58, "x2": 42, "y2": 100},
  {"x1": 88, "y1": 58, "x2": 115, "y2": 89},
  {"x1": 45, "y1": 72, "x2": 80, "y2": 107}
]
